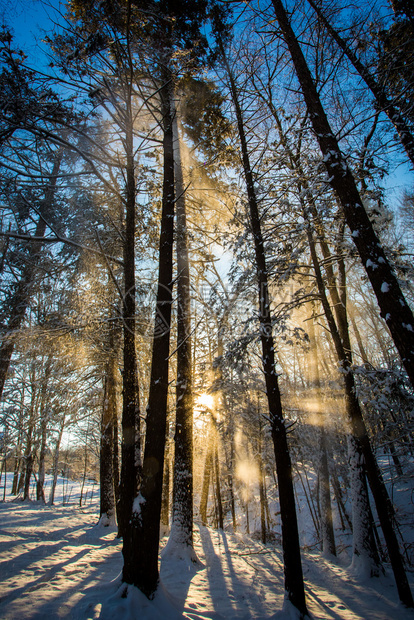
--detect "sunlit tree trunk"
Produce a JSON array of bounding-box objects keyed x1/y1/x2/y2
[
  {"x1": 200, "y1": 434, "x2": 213, "y2": 526},
  {"x1": 12, "y1": 380, "x2": 26, "y2": 495},
  {"x1": 307, "y1": 221, "x2": 412, "y2": 598},
  {"x1": 258, "y1": 446, "x2": 267, "y2": 544},
  {"x1": 23, "y1": 369, "x2": 38, "y2": 501},
  {"x1": 214, "y1": 437, "x2": 224, "y2": 530},
  {"x1": 217, "y1": 332, "x2": 237, "y2": 531},
  {"x1": 308, "y1": 310, "x2": 336, "y2": 556},
  {"x1": 48, "y1": 412, "x2": 66, "y2": 506},
  {"x1": 79, "y1": 419, "x2": 91, "y2": 508},
  {"x1": 36, "y1": 356, "x2": 52, "y2": 503},
  {"x1": 160, "y1": 429, "x2": 171, "y2": 533}
]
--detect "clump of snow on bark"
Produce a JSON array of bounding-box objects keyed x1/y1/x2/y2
[
  {"x1": 381, "y1": 282, "x2": 390, "y2": 293},
  {"x1": 132, "y1": 493, "x2": 145, "y2": 515}
]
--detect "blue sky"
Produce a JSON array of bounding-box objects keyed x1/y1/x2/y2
[
  {"x1": 1, "y1": 0, "x2": 413, "y2": 206},
  {"x1": 1, "y1": 0, "x2": 63, "y2": 63}
]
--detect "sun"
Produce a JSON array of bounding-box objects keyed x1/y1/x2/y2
[{"x1": 197, "y1": 393, "x2": 215, "y2": 410}]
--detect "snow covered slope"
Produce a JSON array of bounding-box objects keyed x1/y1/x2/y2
[{"x1": 0, "y1": 480, "x2": 413, "y2": 620}]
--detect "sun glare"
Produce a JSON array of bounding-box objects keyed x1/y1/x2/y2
[{"x1": 197, "y1": 393, "x2": 215, "y2": 410}]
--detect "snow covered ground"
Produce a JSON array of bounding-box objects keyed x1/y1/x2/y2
[{"x1": 0, "y1": 473, "x2": 413, "y2": 619}]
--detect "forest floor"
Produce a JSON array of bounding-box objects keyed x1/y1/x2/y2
[{"x1": 0, "y1": 475, "x2": 413, "y2": 619}]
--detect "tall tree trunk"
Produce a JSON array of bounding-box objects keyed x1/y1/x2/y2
[
  {"x1": 331, "y1": 465, "x2": 352, "y2": 531},
  {"x1": 12, "y1": 381, "x2": 26, "y2": 495},
  {"x1": 37, "y1": 356, "x2": 52, "y2": 503},
  {"x1": 117, "y1": 74, "x2": 140, "y2": 538},
  {"x1": 0, "y1": 155, "x2": 62, "y2": 402},
  {"x1": 219, "y1": 41, "x2": 308, "y2": 617},
  {"x1": 23, "y1": 372, "x2": 38, "y2": 501},
  {"x1": 347, "y1": 434, "x2": 381, "y2": 573},
  {"x1": 349, "y1": 310, "x2": 369, "y2": 365},
  {"x1": 12, "y1": 450, "x2": 21, "y2": 496},
  {"x1": 48, "y1": 412, "x2": 66, "y2": 506},
  {"x1": 306, "y1": 0, "x2": 414, "y2": 167},
  {"x1": 100, "y1": 330, "x2": 119, "y2": 526},
  {"x1": 161, "y1": 430, "x2": 171, "y2": 533},
  {"x1": 200, "y1": 433, "x2": 213, "y2": 526},
  {"x1": 217, "y1": 332, "x2": 237, "y2": 531},
  {"x1": 122, "y1": 59, "x2": 175, "y2": 597},
  {"x1": 36, "y1": 423, "x2": 48, "y2": 503},
  {"x1": 307, "y1": 222, "x2": 412, "y2": 602},
  {"x1": 163, "y1": 108, "x2": 196, "y2": 561},
  {"x1": 113, "y1": 402, "x2": 120, "y2": 520},
  {"x1": 308, "y1": 310, "x2": 336, "y2": 556},
  {"x1": 258, "y1": 448, "x2": 267, "y2": 545},
  {"x1": 79, "y1": 419, "x2": 90, "y2": 508},
  {"x1": 271, "y1": 0, "x2": 414, "y2": 392},
  {"x1": 308, "y1": 224, "x2": 380, "y2": 573},
  {"x1": 214, "y1": 438, "x2": 224, "y2": 530}
]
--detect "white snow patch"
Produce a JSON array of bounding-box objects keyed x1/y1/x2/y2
[
  {"x1": 97, "y1": 581, "x2": 183, "y2": 620},
  {"x1": 273, "y1": 598, "x2": 306, "y2": 618},
  {"x1": 132, "y1": 493, "x2": 146, "y2": 515},
  {"x1": 98, "y1": 512, "x2": 117, "y2": 528},
  {"x1": 0, "y1": 472, "x2": 413, "y2": 620},
  {"x1": 381, "y1": 282, "x2": 390, "y2": 293},
  {"x1": 161, "y1": 523, "x2": 202, "y2": 566},
  {"x1": 366, "y1": 259, "x2": 378, "y2": 269}
]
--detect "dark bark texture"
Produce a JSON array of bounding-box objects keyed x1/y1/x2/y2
[
  {"x1": 271, "y1": 0, "x2": 414, "y2": 392},
  {"x1": 100, "y1": 337, "x2": 118, "y2": 524},
  {"x1": 122, "y1": 62, "x2": 175, "y2": 597},
  {"x1": 117, "y1": 87, "x2": 140, "y2": 538},
  {"x1": 306, "y1": 0, "x2": 414, "y2": 168},
  {"x1": 221, "y1": 41, "x2": 308, "y2": 617},
  {"x1": 307, "y1": 221, "x2": 412, "y2": 603},
  {"x1": 170, "y1": 112, "x2": 194, "y2": 550}
]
